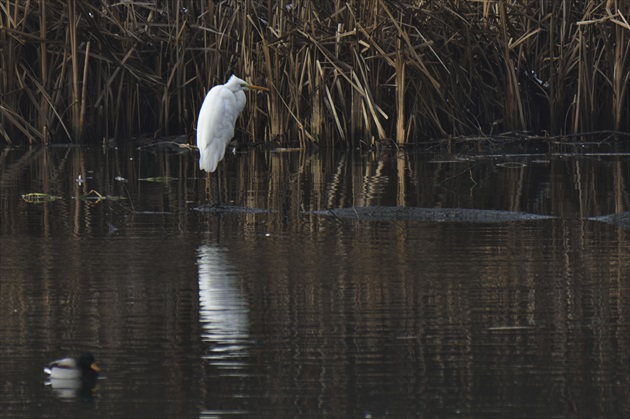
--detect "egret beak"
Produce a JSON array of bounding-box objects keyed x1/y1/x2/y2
[{"x1": 245, "y1": 83, "x2": 270, "y2": 92}]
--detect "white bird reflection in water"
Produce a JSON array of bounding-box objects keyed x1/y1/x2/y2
[
  {"x1": 197, "y1": 244, "x2": 250, "y2": 370},
  {"x1": 44, "y1": 378, "x2": 98, "y2": 401}
]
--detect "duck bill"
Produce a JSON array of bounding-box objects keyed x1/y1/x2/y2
[
  {"x1": 90, "y1": 363, "x2": 101, "y2": 373},
  {"x1": 246, "y1": 84, "x2": 270, "y2": 92}
]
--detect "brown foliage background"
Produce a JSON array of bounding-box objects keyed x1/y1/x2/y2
[{"x1": 1, "y1": 0, "x2": 628, "y2": 145}]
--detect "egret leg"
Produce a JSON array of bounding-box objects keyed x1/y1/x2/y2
[
  {"x1": 215, "y1": 170, "x2": 222, "y2": 206},
  {"x1": 205, "y1": 172, "x2": 211, "y2": 199}
]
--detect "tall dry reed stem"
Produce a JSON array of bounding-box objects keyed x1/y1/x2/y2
[{"x1": 0, "y1": 0, "x2": 627, "y2": 145}]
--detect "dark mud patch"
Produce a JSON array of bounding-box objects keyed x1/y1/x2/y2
[
  {"x1": 193, "y1": 204, "x2": 276, "y2": 215},
  {"x1": 312, "y1": 206, "x2": 555, "y2": 223},
  {"x1": 589, "y1": 212, "x2": 630, "y2": 229}
]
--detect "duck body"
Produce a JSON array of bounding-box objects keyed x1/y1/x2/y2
[{"x1": 44, "y1": 352, "x2": 101, "y2": 380}]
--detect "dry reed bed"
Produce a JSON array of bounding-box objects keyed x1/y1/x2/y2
[{"x1": 1, "y1": 0, "x2": 628, "y2": 145}]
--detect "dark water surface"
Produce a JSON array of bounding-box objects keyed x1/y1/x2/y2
[{"x1": 1, "y1": 141, "x2": 628, "y2": 418}]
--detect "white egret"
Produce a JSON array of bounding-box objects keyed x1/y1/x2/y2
[{"x1": 196, "y1": 75, "x2": 269, "y2": 173}]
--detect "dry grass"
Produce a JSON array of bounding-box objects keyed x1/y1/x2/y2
[{"x1": 1, "y1": 0, "x2": 628, "y2": 145}]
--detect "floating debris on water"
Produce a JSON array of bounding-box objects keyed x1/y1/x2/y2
[
  {"x1": 21, "y1": 193, "x2": 62, "y2": 203},
  {"x1": 139, "y1": 177, "x2": 178, "y2": 182}
]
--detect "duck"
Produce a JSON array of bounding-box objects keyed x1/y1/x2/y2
[{"x1": 44, "y1": 352, "x2": 101, "y2": 380}]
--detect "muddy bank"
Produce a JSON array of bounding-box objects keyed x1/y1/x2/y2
[
  {"x1": 311, "y1": 207, "x2": 555, "y2": 223},
  {"x1": 193, "y1": 204, "x2": 276, "y2": 215},
  {"x1": 194, "y1": 205, "x2": 630, "y2": 227},
  {"x1": 589, "y1": 212, "x2": 630, "y2": 229},
  {"x1": 314, "y1": 207, "x2": 630, "y2": 228}
]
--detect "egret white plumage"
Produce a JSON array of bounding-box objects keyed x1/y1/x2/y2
[{"x1": 196, "y1": 75, "x2": 269, "y2": 172}]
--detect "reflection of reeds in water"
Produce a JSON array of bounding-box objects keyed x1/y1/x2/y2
[{"x1": 1, "y1": 1, "x2": 628, "y2": 145}]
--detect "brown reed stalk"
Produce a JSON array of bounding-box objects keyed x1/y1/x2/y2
[
  {"x1": 395, "y1": 36, "x2": 405, "y2": 145},
  {"x1": 68, "y1": 0, "x2": 80, "y2": 141},
  {"x1": 39, "y1": 0, "x2": 48, "y2": 143},
  {"x1": 79, "y1": 41, "x2": 90, "y2": 139},
  {"x1": 611, "y1": 13, "x2": 629, "y2": 131}
]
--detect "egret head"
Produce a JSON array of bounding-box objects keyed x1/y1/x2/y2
[{"x1": 225, "y1": 75, "x2": 269, "y2": 93}]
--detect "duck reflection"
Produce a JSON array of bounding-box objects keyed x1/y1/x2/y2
[
  {"x1": 197, "y1": 244, "x2": 250, "y2": 369},
  {"x1": 45, "y1": 376, "x2": 98, "y2": 401},
  {"x1": 44, "y1": 353, "x2": 100, "y2": 401}
]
